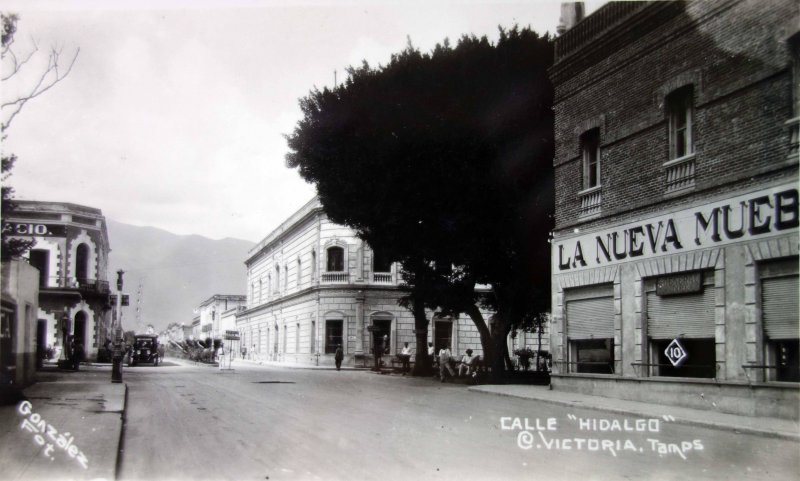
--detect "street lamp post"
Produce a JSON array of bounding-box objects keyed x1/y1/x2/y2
[{"x1": 111, "y1": 269, "x2": 124, "y2": 383}]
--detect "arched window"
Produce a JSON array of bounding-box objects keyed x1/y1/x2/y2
[
  {"x1": 311, "y1": 251, "x2": 317, "y2": 279},
  {"x1": 275, "y1": 265, "x2": 280, "y2": 293},
  {"x1": 284, "y1": 265, "x2": 288, "y2": 291},
  {"x1": 76, "y1": 243, "x2": 90, "y2": 282},
  {"x1": 326, "y1": 246, "x2": 344, "y2": 272}
]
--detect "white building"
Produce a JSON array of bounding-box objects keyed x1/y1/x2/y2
[{"x1": 236, "y1": 197, "x2": 509, "y2": 367}]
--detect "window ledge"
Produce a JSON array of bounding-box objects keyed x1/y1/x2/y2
[
  {"x1": 662, "y1": 152, "x2": 696, "y2": 168},
  {"x1": 577, "y1": 185, "x2": 602, "y2": 197}
]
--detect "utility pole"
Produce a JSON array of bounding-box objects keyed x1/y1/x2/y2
[{"x1": 112, "y1": 269, "x2": 125, "y2": 383}]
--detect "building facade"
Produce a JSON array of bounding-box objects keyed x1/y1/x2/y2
[
  {"x1": 4, "y1": 201, "x2": 112, "y2": 361},
  {"x1": 549, "y1": 0, "x2": 799, "y2": 419},
  {"x1": 1, "y1": 259, "x2": 40, "y2": 390},
  {"x1": 197, "y1": 294, "x2": 247, "y2": 342},
  {"x1": 235, "y1": 197, "x2": 501, "y2": 367}
]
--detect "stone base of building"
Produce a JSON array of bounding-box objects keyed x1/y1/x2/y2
[{"x1": 551, "y1": 374, "x2": 800, "y2": 420}]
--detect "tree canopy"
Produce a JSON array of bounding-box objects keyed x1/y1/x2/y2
[{"x1": 286, "y1": 27, "x2": 555, "y2": 376}]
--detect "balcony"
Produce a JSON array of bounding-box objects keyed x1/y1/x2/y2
[
  {"x1": 43, "y1": 277, "x2": 110, "y2": 294},
  {"x1": 321, "y1": 272, "x2": 349, "y2": 283},
  {"x1": 372, "y1": 273, "x2": 392, "y2": 284},
  {"x1": 577, "y1": 186, "x2": 602, "y2": 218},
  {"x1": 663, "y1": 154, "x2": 695, "y2": 193}
]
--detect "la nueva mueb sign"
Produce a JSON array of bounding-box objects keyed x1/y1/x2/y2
[{"x1": 554, "y1": 184, "x2": 798, "y2": 272}]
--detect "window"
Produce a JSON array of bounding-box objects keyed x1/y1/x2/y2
[
  {"x1": 295, "y1": 323, "x2": 300, "y2": 353},
  {"x1": 667, "y1": 86, "x2": 694, "y2": 159},
  {"x1": 760, "y1": 258, "x2": 799, "y2": 382},
  {"x1": 326, "y1": 246, "x2": 344, "y2": 272},
  {"x1": 258, "y1": 279, "x2": 263, "y2": 303},
  {"x1": 311, "y1": 250, "x2": 317, "y2": 279},
  {"x1": 325, "y1": 320, "x2": 343, "y2": 354},
  {"x1": 565, "y1": 284, "x2": 614, "y2": 374},
  {"x1": 76, "y1": 243, "x2": 90, "y2": 282},
  {"x1": 297, "y1": 259, "x2": 302, "y2": 287},
  {"x1": 275, "y1": 265, "x2": 280, "y2": 293},
  {"x1": 284, "y1": 265, "x2": 288, "y2": 291},
  {"x1": 373, "y1": 249, "x2": 392, "y2": 273},
  {"x1": 581, "y1": 129, "x2": 600, "y2": 189}
]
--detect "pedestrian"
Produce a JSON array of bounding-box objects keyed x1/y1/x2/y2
[
  {"x1": 400, "y1": 342, "x2": 412, "y2": 375},
  {"x1": 438, "y1": 345, "x2": 455, "y2": 382},
  {"x1": 334, "y1": 344, "x2": 343, "y2": 370},
  {"x1": 458, "y1": 349, "x2": 480, "y2": 377},
  {"x1": 72, "y1": 338, "x2": 84, "y2": 371},
  {"x1": 217, "y1": 342, "x2": 225, "y2": 370},
  {"x1": 428, "y1": 342, "x2": 437, "y2": 371}
]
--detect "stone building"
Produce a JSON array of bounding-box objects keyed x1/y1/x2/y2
[
  {"x1": 549, "y1": 1, "x2": 799, "y2": 419},
  {"x1": 235, "y1": 197, "x2": 498, "y2": 367},
  {"x1": 3, "y1": 201, "x2": 112, "y2": 361}
]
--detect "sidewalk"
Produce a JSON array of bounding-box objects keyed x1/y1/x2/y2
[
  {"x1": 0, "y1": 363, "x2": 126, "y2": 481},
  {"x1": 234, "y1": 357, "x2": 370, "y2": 371},
  {"x1": 469, "y1": 384, "x2": 800, "y2": 442}
]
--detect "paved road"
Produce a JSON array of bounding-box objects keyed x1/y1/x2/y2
[{"x1": 118, "y1": 359, "x2": 799, "y2": 481}]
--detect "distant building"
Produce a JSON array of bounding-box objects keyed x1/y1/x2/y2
[
  {"x1": 549, "y1": 1, "x2": 798, "y2": 418},
  {"x1": 196, "y1": 294, "x2": 246, "y2": 342},
  {"x1": 235, "y1": 197, "x2": 499, "y2": 367},
  {"x1": 4, "y1": 201, "x2": 112, "y2": 361}
]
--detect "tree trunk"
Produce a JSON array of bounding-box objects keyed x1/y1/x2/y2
[
  {"x1": 411, "y1": 297, "x2": 431, "y2": 376},
  {"x1": 464, "y1": 304, "x2": 504, "y2": 382}
]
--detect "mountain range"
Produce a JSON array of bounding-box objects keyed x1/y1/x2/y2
[{"x1": 106, "y1": 220, "x2": 255, "y2": 333}]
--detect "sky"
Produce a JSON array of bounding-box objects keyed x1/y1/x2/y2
[{"x1": 2, "y1": 0, "x2": 602, "y2": 243}]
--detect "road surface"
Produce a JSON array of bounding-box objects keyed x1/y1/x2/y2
[{"x1": 117, "y1": 358, "x2": 799, "y2": 481}]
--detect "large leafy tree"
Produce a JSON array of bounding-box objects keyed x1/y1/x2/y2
[{"x1": 286, "y1": 27, "x2": 554, "y2": 379}]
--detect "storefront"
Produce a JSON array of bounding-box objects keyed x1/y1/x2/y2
[{"x1": 550, "y1": 183, "x2": 799, "y2": 419}]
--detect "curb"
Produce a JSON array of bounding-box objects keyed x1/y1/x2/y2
[
  {"x1": 468, "y1": 386, "x2": 800, "y2": 443},
  {"x1": 115, "y1": 383, "x2": 128, "y2": 479}
]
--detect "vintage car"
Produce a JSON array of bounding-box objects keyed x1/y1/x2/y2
[{"x1": 126, "y1": 335, "x2": 160, "y2": 366}]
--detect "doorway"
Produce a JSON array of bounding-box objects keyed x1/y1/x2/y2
[{"x1": 371, "y1": 319, "x2": 391, "y2": 355}]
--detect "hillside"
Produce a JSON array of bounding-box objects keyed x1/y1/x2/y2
[{"x1": 106, "y1": 220, "x2": 254, "y2": 332}]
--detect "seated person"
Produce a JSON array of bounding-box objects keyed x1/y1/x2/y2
[{"x1": 458, "y1": 349, "x2": 480, "y2": 377}]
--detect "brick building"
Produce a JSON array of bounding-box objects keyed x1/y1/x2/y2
[
  {"x1": 3, "y1": 201, "x2": 113, "y2": 362},
  {"x1": 549, "y1": 1, "x2": 798, "y2": 419},
  {"x1": 235, "y1": 197, "x2": 501, "y2": 368}
]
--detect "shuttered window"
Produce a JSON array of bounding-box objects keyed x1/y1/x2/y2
[
  {"x1": 762, "y1": 275, "x2": 799, "y2": 341},
  {"x1": 646, "y1": 272, "x2": 714, "y2": 339},
  {"x1": 565, "y1": 284, "x2": 614, "y2": 341}
]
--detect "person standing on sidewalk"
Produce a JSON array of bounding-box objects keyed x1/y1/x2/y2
[
  {"x1": 400, "y1": 342, "x2": 412, "y2": 375},
  {"x1": 334, "y1": 345, "x2": 343, "y2": 371},
  {"x1": 439, "y1": 345, "x2": 454, "y2": 382}
]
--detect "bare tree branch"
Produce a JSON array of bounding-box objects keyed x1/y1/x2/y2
[
  {"x1": 1, "y1": 44, "x2": 80, "y2": 132},
  {"x1": 1, "y1": 35, "x2": 38, "y2": 81}
]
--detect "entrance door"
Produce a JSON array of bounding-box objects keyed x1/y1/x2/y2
[
  {"x1": 434, "y1": 320, "x2": 453, "y2": 352},
  {"x1": 1, "y1": 307, "x2": 15, "y2": 385},
  {"x1": 74, "y1": 312, "x2": 87, "y2": 352},
  {"x1": 371, "y1": 319, "x2": 391, "y2": 355},
  {"x1": 37, "y1": 319, "x2": 47, "y2": 368}
]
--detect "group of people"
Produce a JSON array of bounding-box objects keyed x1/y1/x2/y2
[{"x1": 432, "y1": 343, "x2": 481, "y2": 382}]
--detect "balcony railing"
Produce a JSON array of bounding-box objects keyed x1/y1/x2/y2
[
  {"x1": 372, "y1": 273, "x2": 392, "y2": 284},
  {"x1": 577, "y1": 186, "x2": 602, "y2": 217},
  {"x1": 663, "y1": 154, "x2": 695, "y2": 193},
  {"x1": 43, "y1": 277, "x2": 110, "y2": 294},
  {"x1": 321, "y1": 272, "x2": 349, "y2": 283}
]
